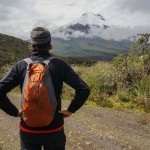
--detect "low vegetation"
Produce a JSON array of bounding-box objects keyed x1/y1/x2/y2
[
  {"x1": 0, "y1": 33, "x2": 29, "y2": 69},
  {"x1": 62, "y1": 34, "x2": 150, "y2": 112}
]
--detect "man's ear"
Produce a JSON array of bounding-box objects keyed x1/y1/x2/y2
[{"x1": 50, "y1": 43, "x2": 52, "y2": 49}]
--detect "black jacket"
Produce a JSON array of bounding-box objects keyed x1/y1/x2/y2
[{"x1": 0, "y1": 51, "x2": 90, "y2": 130}]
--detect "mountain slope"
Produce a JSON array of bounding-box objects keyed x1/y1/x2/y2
[
  {"x1": 0, "y1": 33, "x2": 30, "y2": 67},
  {"x1": 51, "y1": 37, "x2": 132, "y2": 60}
]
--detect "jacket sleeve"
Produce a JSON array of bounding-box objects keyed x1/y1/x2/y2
[
  {"x1": 0, "y1": 64, "x2": 19, "y2": 117},
  {"x1": 63, "y1": 63, "x2": 90, "y2": 113}
]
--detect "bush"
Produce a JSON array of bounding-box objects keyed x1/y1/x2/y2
[{"x1": 113, "y1": 34, "x2": 150, "y2": 112}]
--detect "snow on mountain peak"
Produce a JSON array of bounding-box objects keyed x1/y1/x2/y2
[
  {"x1": 81, "y1": 12, "x2": 105, "y2": 22},
  {"x1": 71, "y1": 12, "x2": 109, "y2": 27},
  {"x1": 53, "y1": 12, "x2": 113, "y2": 39}
]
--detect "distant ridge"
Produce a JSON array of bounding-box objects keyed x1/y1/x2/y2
[{"x1": 51, "y1": 37, "x2": 133, "y2": 60}]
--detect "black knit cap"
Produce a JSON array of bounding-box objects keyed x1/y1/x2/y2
[{"x1": 30, "y1": 27, "x2": 51, "y2": 45}]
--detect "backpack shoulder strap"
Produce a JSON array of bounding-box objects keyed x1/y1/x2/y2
[
  {"x1": 43, "y1": 57, "x2": 54, "y2": 65},
  {"x1": 24, "y1": 58, "x2": 34, "y2": 70},
  {"x1": 24, "y1": 58, "x2": 33, "y2": 65}
]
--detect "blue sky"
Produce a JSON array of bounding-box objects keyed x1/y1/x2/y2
[{"x1": 0, "y1": 0, "x2": 150, "y2": 39}]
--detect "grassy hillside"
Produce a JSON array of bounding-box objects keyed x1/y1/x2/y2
[
  {"x1": 0, "y1": 33, "x2": 30, "y2": 67},
  {"x1": 63, "y1": 61, "x2": 150, "y2": 112}
]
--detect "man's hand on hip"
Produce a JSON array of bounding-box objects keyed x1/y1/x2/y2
[{"x1": 59, "y1": 110, "x2": 72, "y2": 118}]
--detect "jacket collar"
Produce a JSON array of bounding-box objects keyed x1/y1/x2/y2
[{"x1": 30, "y1": 51, "x2": 52, "y2": 56}]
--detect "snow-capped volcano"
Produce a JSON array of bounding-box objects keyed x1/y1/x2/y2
[
  {"x1": 70, "y1": 12, "x2": 111, "y2": 27},
  {"x1": 53, "y1": 12, "x2": 113, "y2": 39},
  {"x1": 50, "y1": 12, "x2": 137, "y2": 59}
]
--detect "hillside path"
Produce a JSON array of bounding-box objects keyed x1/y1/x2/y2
[{"x1": 0, "y1": 94, "x2": 149, "y2": 150}]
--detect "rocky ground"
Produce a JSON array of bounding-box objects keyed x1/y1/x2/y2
[{"x1": 0, "y1": 94, "x2": 149, "y2": 150}]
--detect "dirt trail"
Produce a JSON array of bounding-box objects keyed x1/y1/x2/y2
[{"x1": 0, "y1": 94, "x2": 149, "y2": 150}]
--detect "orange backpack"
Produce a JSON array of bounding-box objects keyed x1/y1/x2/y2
[{"x1": 21, "y1": 57, "x2": 57, "y2": 127}]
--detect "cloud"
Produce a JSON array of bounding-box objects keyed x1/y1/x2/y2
[
  {"x1": 0, "y1": 0, "x2": 21, "y2": 7},
  {"x1": 100, "y1": 26, "x2": 150, "y2": 41},
  {"x1": 0, "y1": 0, "x2": 149, "y2": 39},
  {"x1": 117, "y1": 0, "x2": 150, "y2": 13},
  {"x1": 0, "y1": 0, "x2": 21, "y2": 21},
  {"x1": 0, "y1": 6, "x2": 10, "y2": 20},
  {"x1": 53, "y1": 24, "x2": 150, "y2": 41}
]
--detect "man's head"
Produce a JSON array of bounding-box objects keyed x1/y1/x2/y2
[{"x1": 29, "y1": 27, "x2": 52, "y2": 52}]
